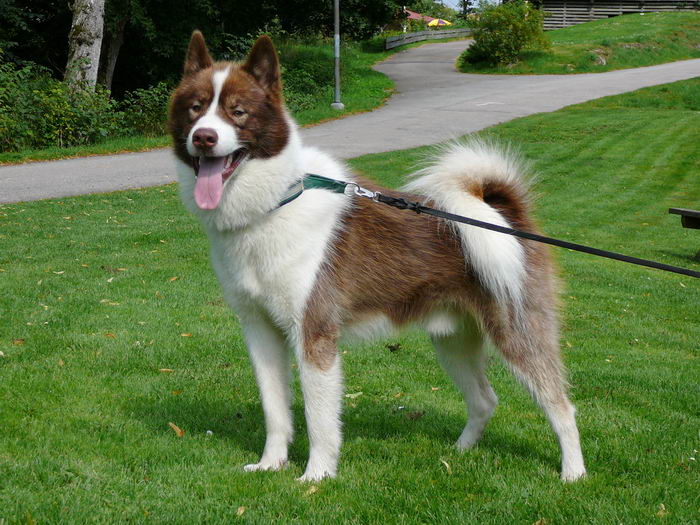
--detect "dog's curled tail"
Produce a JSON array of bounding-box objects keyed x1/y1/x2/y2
[{"x1": 403, "y1": 138, "x2": 533, "y2": 309}]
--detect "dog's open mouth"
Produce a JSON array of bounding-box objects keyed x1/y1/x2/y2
[{"x1": 193, "y1": 148, "x2": 248, "y2": 210}]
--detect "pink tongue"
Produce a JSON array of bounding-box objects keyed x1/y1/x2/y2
[{"x1": 194, "y1": 157, "x2": 227, "y2": 210}]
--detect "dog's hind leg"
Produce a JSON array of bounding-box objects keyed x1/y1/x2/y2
[
  {"x1": 432, "y1": 316, "x2": 498, "y2": 450},
  {"x1": 240, "y1": 315, "x2": 294, "y2": 473},
  {"x1": 487, "y1": 308, "x2": 586, "y2": 482},
  {"x1": 295, "y1": 334, "x2": 343, "y2": 482}
]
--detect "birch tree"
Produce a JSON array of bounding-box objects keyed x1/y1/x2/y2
[{"x1": 64, "y1": 0, "x2": 106, "y2": 91}]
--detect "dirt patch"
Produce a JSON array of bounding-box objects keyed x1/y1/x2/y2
[{"x1": 591, "y1": 48, "x2": 611, "y2": 65}]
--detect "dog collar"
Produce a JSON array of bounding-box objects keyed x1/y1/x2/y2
[{"x1": 277, "y1": 174, "x2": 362, "y2": 208}]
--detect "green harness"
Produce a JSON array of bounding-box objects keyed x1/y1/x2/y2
[{"x1": 277, "y1": 173, "x2": 365, "y2": 208}]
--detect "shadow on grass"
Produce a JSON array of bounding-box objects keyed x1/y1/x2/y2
[{"x1": 123, "y1": 387, "x2": 558, "y2": 472}]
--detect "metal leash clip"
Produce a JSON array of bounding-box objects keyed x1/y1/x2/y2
[{"x1": 344, "y1": 182, "x2": 380, "y2": 201}]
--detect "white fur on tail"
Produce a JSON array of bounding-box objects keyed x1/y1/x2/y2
[{"x1": 403, "y1": 139, "x2": 529, "y2": 308}]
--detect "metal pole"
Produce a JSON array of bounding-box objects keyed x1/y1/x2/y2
[{"x1": 331, "y1": 0, "x2": 345, "y2": 110}]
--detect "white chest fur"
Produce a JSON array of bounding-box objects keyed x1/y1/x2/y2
[{"x1": 178, "y1": 144, "x2": 353, "y2": 336}]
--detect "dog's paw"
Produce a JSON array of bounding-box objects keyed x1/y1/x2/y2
[
  {"x1": 455, "y1": 435, "x2": 479, "y2": 451},
  {"x1": 560, "y1": 467, "x2": 587, "y2": 482},
  {"x1": 243, "y1": 458, "x2": 288, "y2": 473},
  {"x1": 296, "y1": 464, "x2": 336, "y2": 482}
]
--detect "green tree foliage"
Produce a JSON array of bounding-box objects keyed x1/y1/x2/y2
[
  {"x1": 461, "y1": 0, "x2": 549, "y2": 66},
  {"x1": 0, "y1": 0, "x2": 403, "y2": 96},
  {"x1": 0, "y1": 0, "x2": 406, "y2": 152},
  {"x1": 0, "y1": 0, "x2": 72, "y2": 71},
  {"x1": 407, "y1": 0, "x2": 458, "y2": 20}
]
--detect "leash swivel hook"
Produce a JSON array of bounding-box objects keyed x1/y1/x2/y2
[{"x1": 345, "y1": 182, "x2": 380, "y2": 202}]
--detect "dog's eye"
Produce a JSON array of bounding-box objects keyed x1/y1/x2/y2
[
  {"x1": 232, "y1": 109, "x2": 245, "y2": 118},
  {"x1": 191, "y1": 103, "x2": 202, "y2": 112}
]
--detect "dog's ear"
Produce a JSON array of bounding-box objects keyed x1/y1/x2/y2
[
  {"x1": 243, "y1": 35, "x2": 281, "y2": 94},
  {"x1": 184, "y1": 30, "x2": 213, "y2": 76}
]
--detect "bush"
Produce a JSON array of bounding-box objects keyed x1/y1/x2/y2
[
  {"x1": 276, "y1": 42, "x2": 335, "y2": 114},
  {"x1": 0, "y1": 60, "x2": 123, "y2": 151},
  {"x1": 461, "y1": 0, "x2": 549, "y2": 66},
  {"x1": 0, "y1": 56, "x2": 173, "y2": 152},
  {"x1": 120, "y1": 82, "x2": 171, "y2": 137}
]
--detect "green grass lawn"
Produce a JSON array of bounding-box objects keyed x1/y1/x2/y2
[
  {"x1": 1, "y1": 79, "x2": 699, "y2": 523},
  {"x1": 459, "y1": 11, "x2": 700, "y2": 74}
]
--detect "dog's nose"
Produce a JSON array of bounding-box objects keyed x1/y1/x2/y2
[{"x1": 192, "y1": 128, "x2": 218, "y2": 149}]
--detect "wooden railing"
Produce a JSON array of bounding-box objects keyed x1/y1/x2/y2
[
  {"x1": 543, "y1": 0, "x2": 698, "y2": 30},
  {"x1": 385, "y1": 29, "x2": 472, "y2": 50}
]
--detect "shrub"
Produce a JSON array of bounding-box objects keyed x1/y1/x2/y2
[
  {"x1": 120, "y1": 82, "x2": 171, "y2": 137},
  {"x1": 0, "y1": 55, "x2": 176, "y2": 151},
  {"x1": 461, "y1": 0, "x2": 549, "y2": 66},
  {"x1": 0, "y1": 59, "x2": 122, "y2": 151},
  {"x1": 276, "y1": 42, "x2": 335, "y2": 114}
]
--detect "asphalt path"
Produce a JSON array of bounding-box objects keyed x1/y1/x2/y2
[{"x1": 2, "y1": 40, "x2": 699, "y2": 203}]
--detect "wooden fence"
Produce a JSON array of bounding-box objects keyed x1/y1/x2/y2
[
  {"x1": 543, "y1": 0, "x2": 698, "y2": 30},
  {"x1": 385, "y1": 29, "x2": 472, "y2": 50}
]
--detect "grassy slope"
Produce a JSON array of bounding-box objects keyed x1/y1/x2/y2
[
  {"x1": 459, "y1": 11, "x2": 700, "y2": 74},
  {"x1": 1, "y1": 80, "x2": 699, "y2": 523}
]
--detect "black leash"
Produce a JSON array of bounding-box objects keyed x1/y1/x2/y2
[
  {"x1": 280, "y1": 174, "x2": 700, "y2": 280},
  {"x1": 373, "y1": 193, "x2": 700, "y2": 280}
]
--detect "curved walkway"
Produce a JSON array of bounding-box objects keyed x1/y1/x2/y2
[{"x1": 2, "y1": 40, "x2": 699, "y2": 203}]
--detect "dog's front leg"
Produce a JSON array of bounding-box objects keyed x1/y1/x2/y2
[
  {"x1": 296, "y1": 336, "x2": 343, "y2": 482},
  {"x1": 240, "y1": 316, "x2": 293, "y2": 472}
]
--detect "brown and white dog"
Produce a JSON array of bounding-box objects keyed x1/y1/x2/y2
[{"x1": 168, "y1": 32, "x2": 586, "y2": 482}]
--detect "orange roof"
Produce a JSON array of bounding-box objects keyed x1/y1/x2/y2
[{"x1": 404, "y1": 9, "x2": 435, "y2": 22}]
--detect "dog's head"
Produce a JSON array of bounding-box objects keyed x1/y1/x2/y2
[{"x1": 168, "y1": 31, "x2": 290, "y2": 210}]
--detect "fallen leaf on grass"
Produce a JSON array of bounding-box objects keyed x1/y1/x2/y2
[
  {"x1": 304, "y1": 485, "x2": 318, "y2": 497},
  {"x1": 656, "y1": 503, "x2": 667, "y2": 518},
  {"x1": 104, "y1": 333, "x2": 116, "y2": 338},
  {"x1": 99, "y1": 299, "x2": 120, "y2": 306},
  {"x1": 345, "y1": 391, "x2": 363, "y2": 399},
  {"x1": 180, "y1": 333, "x2": 192, "y2": 337},
  {"x1": 236, "y1": 506, "x2": 246, "y2": 517},
  {"x1": 406, "y1": 411, "x2": 424, "y2": 420},
  {"x1": 172, "y1": 390, "x2": 183, "y2": 396},
  {"x1": 431, "y1": 387, "x2": 440, "y2": 391},
  {"x1": 440, "y1": 459, "x2": 452, "y2": 475},
  {"x1": 159, "y1": 368, "x2": 174, "y2": 373},
  {"x1": 532, "y1": 519, "x2": 548, "y2": 525},
  {"x1": 100, "y1": 265, "x2": 127, "y2": 273},
  {"x1": 12, "y1": 338, "x2": 25, "y2": 345},
  {"x1": 168, "y1": 276, "x2": 179, "y2": 282},
  {"x1": 168, "y1": 422, "x2": 185, "y2": 437},
  {"x1": 58, "y1": 359, "x2": 64, "y2": 367}
]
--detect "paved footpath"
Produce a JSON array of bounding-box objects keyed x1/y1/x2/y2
[{"x1": 2, "y1": 40, "x2": 699, "y2": 203}]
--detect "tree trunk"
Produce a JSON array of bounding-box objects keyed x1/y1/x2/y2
[
  {"x1": 98, "y1": 17, "x2": 127, "y2": 91},
  {"x1": 64, "y1": 0, "x2": 106, "y2": 91}
]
